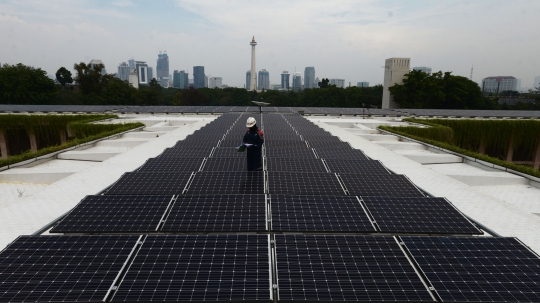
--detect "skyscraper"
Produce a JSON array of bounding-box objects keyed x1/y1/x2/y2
[
  {"x1": 117, "y1": 62, "x2": 129, "y2": 81},
  {"x1": 314, "y1": 77, "x2": 320, "y2": 88},
  {"x1": 148, "y1": 67, "x2": 154, "y2": 81},
  {"x1": 179, "y1": 71, "x2": 189, "y2": 89},
  {"x1": 156, "y1": 52, "x2": 169, "y2": 83},
  {"x1": 88, "y1": 59, "x2": 107, "y2": 75},
  {"x1": 304, "y1": 67, "x2": 315, "y2": 89},
  {"x1": 357, "y1": 82, "x2": 369, "y2": 87},
  {"x1": 481, "y1": 76, "x2": 517, "y2": 93},
  {"x1": 249, "y1": 36, "x2": 257, "y2": 90},
  {"x1": 413, "y1": 66, "x2": 432, "y2": 74},
  {"x1": 246, "y1": 70, "x2": 251, "y2": 90},
  {"x1": 135, "y1": 61, "x2": 149, "y2": 85},
  {"x1": 292, "y1": 72, "x2": 302, "y2": 90},
  {"x1": 173, "y1": 70, "x2": 181, "y2": 88},
  {"x1": 209, "y1": 77, "x2": 223, "y2": 88},
  {"x1": 281, "y1": 71, "x2": 290, "y2": 90},
  {"x1": 258, "y1": 69, "x2": 270, "y2": 90},
  {"x1": 193, "y1": 66, "x2": 206, "y2": 89},
  {"x1": 330, "y1": 79, "x2": 345, "y2": 88},
  {"x1": 128, "y1": 59, "x2": 135, "y2": 70}
]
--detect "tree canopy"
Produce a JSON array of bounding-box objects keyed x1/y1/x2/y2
[
  {"x1": 55, "y1": 67, "x2": 73, "y2": 87},
  {"x1": 73, "y1": 62, "x2": 115, "y2": 95},
  {"x1": 0, "y1": 63, "x2": 57, "y2": 104},
  {"x1": 388, "y1": 70, "x2": 498, "y2": 109}
]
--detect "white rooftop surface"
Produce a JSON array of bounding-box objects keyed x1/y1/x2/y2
[
  {"x1": 0, "y1": 115, "x2": 216, "y2": 250},
  {"x1": 310, "y1": 116, "x2": 540, "y2": 254}
]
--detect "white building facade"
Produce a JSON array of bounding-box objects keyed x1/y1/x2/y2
[
  {"x1": 382, "y1": 57, "x2": 410, "y2": 109},
  {"x1": 413, "y1": 66, "x2": 432, "y2": 74},
  {"x1": 482, "y1": 76, "x2": 517, "y2": 93},
  {"x1": 330, "y1": 79, "x2": 345, "y2": 88}
]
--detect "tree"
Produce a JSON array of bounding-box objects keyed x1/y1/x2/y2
[
  {"x1": 55, "y1": 67, "x2": 73, "y2": 88},
  {"x1": 318, "y1": 78, "x2": 330, "y2": 88},
  {"x1": 0, "y1": 63, "x2": 57, "y2": 104},
  {"x1": 73, "y1": 62, "x2": 114, "y2": 95}
]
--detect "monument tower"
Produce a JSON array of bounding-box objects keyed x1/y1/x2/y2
[{"x1": 250, "y1": 36, "x2": 257, "y2": 91}]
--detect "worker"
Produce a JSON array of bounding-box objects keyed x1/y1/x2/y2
[{"x1": 243, "y1": 117, "x2": 264, "y2": 171}]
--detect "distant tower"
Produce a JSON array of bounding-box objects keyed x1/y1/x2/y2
[
  {"x1": 470, "y1": 65, "x2": 474, "y2": 80},
  {"x1": 382, "y1": 57, "x2": 410, "y2": 109},
  {"x1": 250, "y1": 36, "x2": 257, "y2": 91}
]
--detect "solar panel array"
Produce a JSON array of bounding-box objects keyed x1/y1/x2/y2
[{"x1": 2, "y1": 112, "x2": 540, "y2": 302}]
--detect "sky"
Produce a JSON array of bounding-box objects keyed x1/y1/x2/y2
[{"x1": 1, "y1": 0, "x2": 539, "y2": 88}]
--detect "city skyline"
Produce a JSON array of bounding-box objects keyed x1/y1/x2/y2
[{"x1": 1, "y1": 1, "x2": 539, "y2": 88}]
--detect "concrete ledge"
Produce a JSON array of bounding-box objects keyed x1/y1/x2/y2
[
  {"x1": 58, "y1": 151, "x2": 122, "y2": 161},
  {"x1": 123, "y1": 132, "x2": 166, "y2": 139},
  {"x1": 357, "y1": 134, "x2": 400, "y2": 142},
  {"x1": 376, "y1": 141, "x2": 426, "y2": 151},
  {"x1": 96, "y1": 139, "x2": 148, "y2": 148},
  {"x1": 0, "y1": 172, "x2": 74, "y2": 184},
  {"x1": 144, "y1": 126, "x2": 179, "y2": 132},
  {"x1": 447, "y1": 174, "x2": 529, "y2": 186},
  {"x1": 397, "y1": 151, "x2": 463, "y2": 164}
]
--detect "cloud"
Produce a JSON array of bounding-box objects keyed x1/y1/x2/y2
[{"x1": 112, "y1": 0, "x2": 134, "y2": 8}]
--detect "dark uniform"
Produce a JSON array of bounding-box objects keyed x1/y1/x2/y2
[{"x1": 243, "y1": 124, "x2": 264, "y2": 171}]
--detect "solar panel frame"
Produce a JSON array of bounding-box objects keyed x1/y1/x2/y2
[
  {"x1": 112, "y1": 235, "x2": 272, "y2": 302},
  {"x1": 267, "y1": 172, "x2": 346, "y2": 196},
  {"x1": 402, "y1": 236, "x2": 540, "y2": 303},
  {"x1": 314, "y1": 148, "x2": 369, "y2": 160},
  {"x1": 50, "y1": 195, "x2": 174, "y2": 233},
  {"x1": 270, "y1": 195, "x2": 376, "y2": 232},
  {"x1": 159, "y1": 147, "x2": 214, "y2": 158},
  {"x1": 105, "y1": 172, "x2": 193, "y2": 195},
  {"x1": 202, "y1": 157, "x2": 248, "y2": 171},
  {"x1": 265, "y1": 147, "x2": 317, "y2": 159},
  {"x1": 324, "y1": 159, "x2": 391, "y2": 174},
  {"x1": 361, "y1": 197, "x2": 483, "y2": 234},
  {"x1": 186, "y1": 172, "x2": 265, "y2": 195},
  {"x1": 211, "y1": 147, "x2": 248, "y2": 158},
  {"x1": 162, "y1": 194, "x2": 267, "y2": 232},
  {"x1": 339, "y1": 173, "x2": 425, "y2": 197},
  {"x1": 275, "y1": 235, "x2": 435, "y2": 302},
  {"x1": 0, "y1": 235, "x2": 139, "y2": 303}
]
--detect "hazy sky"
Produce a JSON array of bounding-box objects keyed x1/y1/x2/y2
[{"x1": 1, "y1": 0, "x2": 539, "y2": 88}]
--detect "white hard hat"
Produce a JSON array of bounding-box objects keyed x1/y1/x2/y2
[{"x1": 246, "y1": 117, "x2": 256, "y2": 128}]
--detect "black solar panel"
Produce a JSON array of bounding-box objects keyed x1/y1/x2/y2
[
  {"x1": 202, "y1": 157, "x2": 247, "y2": 171},
  {"x1": 160, "y1": 147, "x2": 213, "y2": 158},
  {"x1": 264, "y1": 140, "x2": 308, "y2": 148},
  {"x1": 138, "y1": 157, "x2": 205, "y2": 172},
  {"x1": 105, "y1": 172, "x2": 192, "y2": 195},
  {"x1": 266, "y1": 158, "x2": 327, "y2": 172},
  {"x1": 113, "y1": 235, "x2": 271, "y2": 302},
  {"x1": 187, "y1": 172, "x2": 265, "y2": 195},
  {"x1": 268, "y1": 172, "x2": 345, "y2": 195},
  {"x1": 211, "y1": 147, "x2": 247, "y2": 158},
  {"x1": 275, "y1": 235, "x2": 434, "y2": 302},
  {"x1": 339, "y1": 173, "x2": 425, "y2": 197},
  {"x1": 218, "y1": 139, "x2": 244, "y2": 147},
  {"x1": 0, "y1": 235, "x2": 138, "y2": 303},
  {"x1": 402, "y1": 236, "x2": 540, "y2": 303},
  {"x1": 50, "y1": 195, "x2": 173, "y2": 233},
  {"x1": 265, "y1": 147, "x2": 316, "y2": 158},
  {"x1": 361, "y1": 197, "x2": 482, "y2": 234},
  {"x1": 324, "y1": 159, "x2": 390, "y2": 174},
  {"x1": 270, "y1": 195, "x2": 375, "y2": 232},
  {"x1": 162, "y1": 195, "x2": 266, "y2": 232},
  {"x1": 314, "y1": 148, "x2": 368, "y2": 159}
]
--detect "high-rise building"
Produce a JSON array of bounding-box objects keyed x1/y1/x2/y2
[
  {"x1": 330, "y1": 79, "x2": 345, "y2": 88},
  {"x1": 357, "y1": 82, "x2": 369, "y2": 87},
  {"x1": 413, "y1": 66, "x2": 432, "y2": 74},
  {"x1": 204, "y1": 75, "x2": 208, "y2": 88},
  {"x1": 128, "y1": 59, "x2": 135, "y2": 70},
  {"x1": 148, "y1": 67, "x2": 154, "y2": 81},
  {"x1": 117, "y1": 62, "x2": 130, "y2": 81},
  {"x1": 246, "y1": 70, "x2": 251, "y2": 90},
  {"x1": 156, "y1": 52, "x2": 169, "y2": 86},
  {"x1": 88, "y1": 59, "x2": 107, "y2": 75},
  {"x1": 135, "y1": 61, "x2": 149, "y2": 85},
  {"x1": 249, "y1": 36, "x2": 257, "y2": 90},
  {"x1": 258, "y1": 69, "x2": 270, "y2": 90},
  {"x1": 534, "y1": 76, "x2": 540, "y2": 89},
  {"x1": 281, "y1": 71, "x2": 290, "y2": 90},
  {"x1": 178, "y1": 71, "x2": 189, "y2": 89},
  {"x1": 314, "y1": 77, "x2": 320, "y2": 88},
  {"x1": 193, "y1": 66, "x2": 205, "y2": 89},
  {"x1": 292, "y1": 72, "x2": 302, "y2": 90},
  {"x1": 482, "y1": 76, "x2": 517, "y2": 93},
  {"x1": 382, "y1": 57, "x2": 410, "y2": 109},
  {"x1": 304, "y1": 67, "x2": 315, "y2": 89},
  {"x1": 209, "y1": 77, "x2": 223, "y2": 88},
  {"x1": 173, "y1": 70, "x2": 181, "y2": 88}
]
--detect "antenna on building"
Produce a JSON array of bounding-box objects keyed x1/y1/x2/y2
[{"x1": 470, "y1": 65, "x2": 473, "y2": 80}]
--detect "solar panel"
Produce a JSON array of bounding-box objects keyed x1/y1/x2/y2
[
  {"x1": 266, "y1": 158, "x2": 328, "y2": 172},
  {"x1": 211, "y1": 147, "x2": 247, "y2": 158},
  {"x1": 50, "y1": 195, "x2": 173, "y2": 233},
  {"x1": 268, "y1": 172, "x2": 345, "y2": 195},
  {"x1": 314, "y1": 148, "x2": 368, "y2": 159},
  {"x1": 202, "y1": 157, "x2": 247, "y2": 171},
  {"x1": 160, "y1": 147, "x2": 214, "y2": 158},
  {"x1": 402, "y1": 236, "x2": 540, "y2": 302},
  {"x1": 324, "y1": 159, "x2": 390, "y2": 174},
  {"x1": 339, "y1": 173, "x2": 425, "y2": 197},
  {"x1": 308, "y1": 141, "x2": 351, "y2": 149},
  {"x1": 105, "y1": 172, "x2": 192, "y2": 195},
  {"x1": 162, "y1": 195, "x2": 266, "y2": 232},
  {"x1": 113, "y1": 235, "x2": 271, "y2": 302},
  {"x1": 218, "y1": 139, "x2": 244, "y2": 147},
  {"x1": 264, "y1": 140, "x2": 308, "y2": 148},
  {"x1": 275, "y1": 235, "x2": 434, "y2": 302},
  {"x1": 361, "y1": 197, "x2": 482, "y2": 234},
  {"x1": 186, "y1": 172, "x2": 265, "y2": 195},
  {"x1": 138, "y1": 157, "x2": 205, "y2": 172},
  {"x1": 265, "y1": 147, "x2": 316, "y2": 158},
  {"x1": 270, "y1": 195, "x2": 375, "y2": 232},
  {"x1": 0, "y1": 235, "x2": 138, "y2": 303}
]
